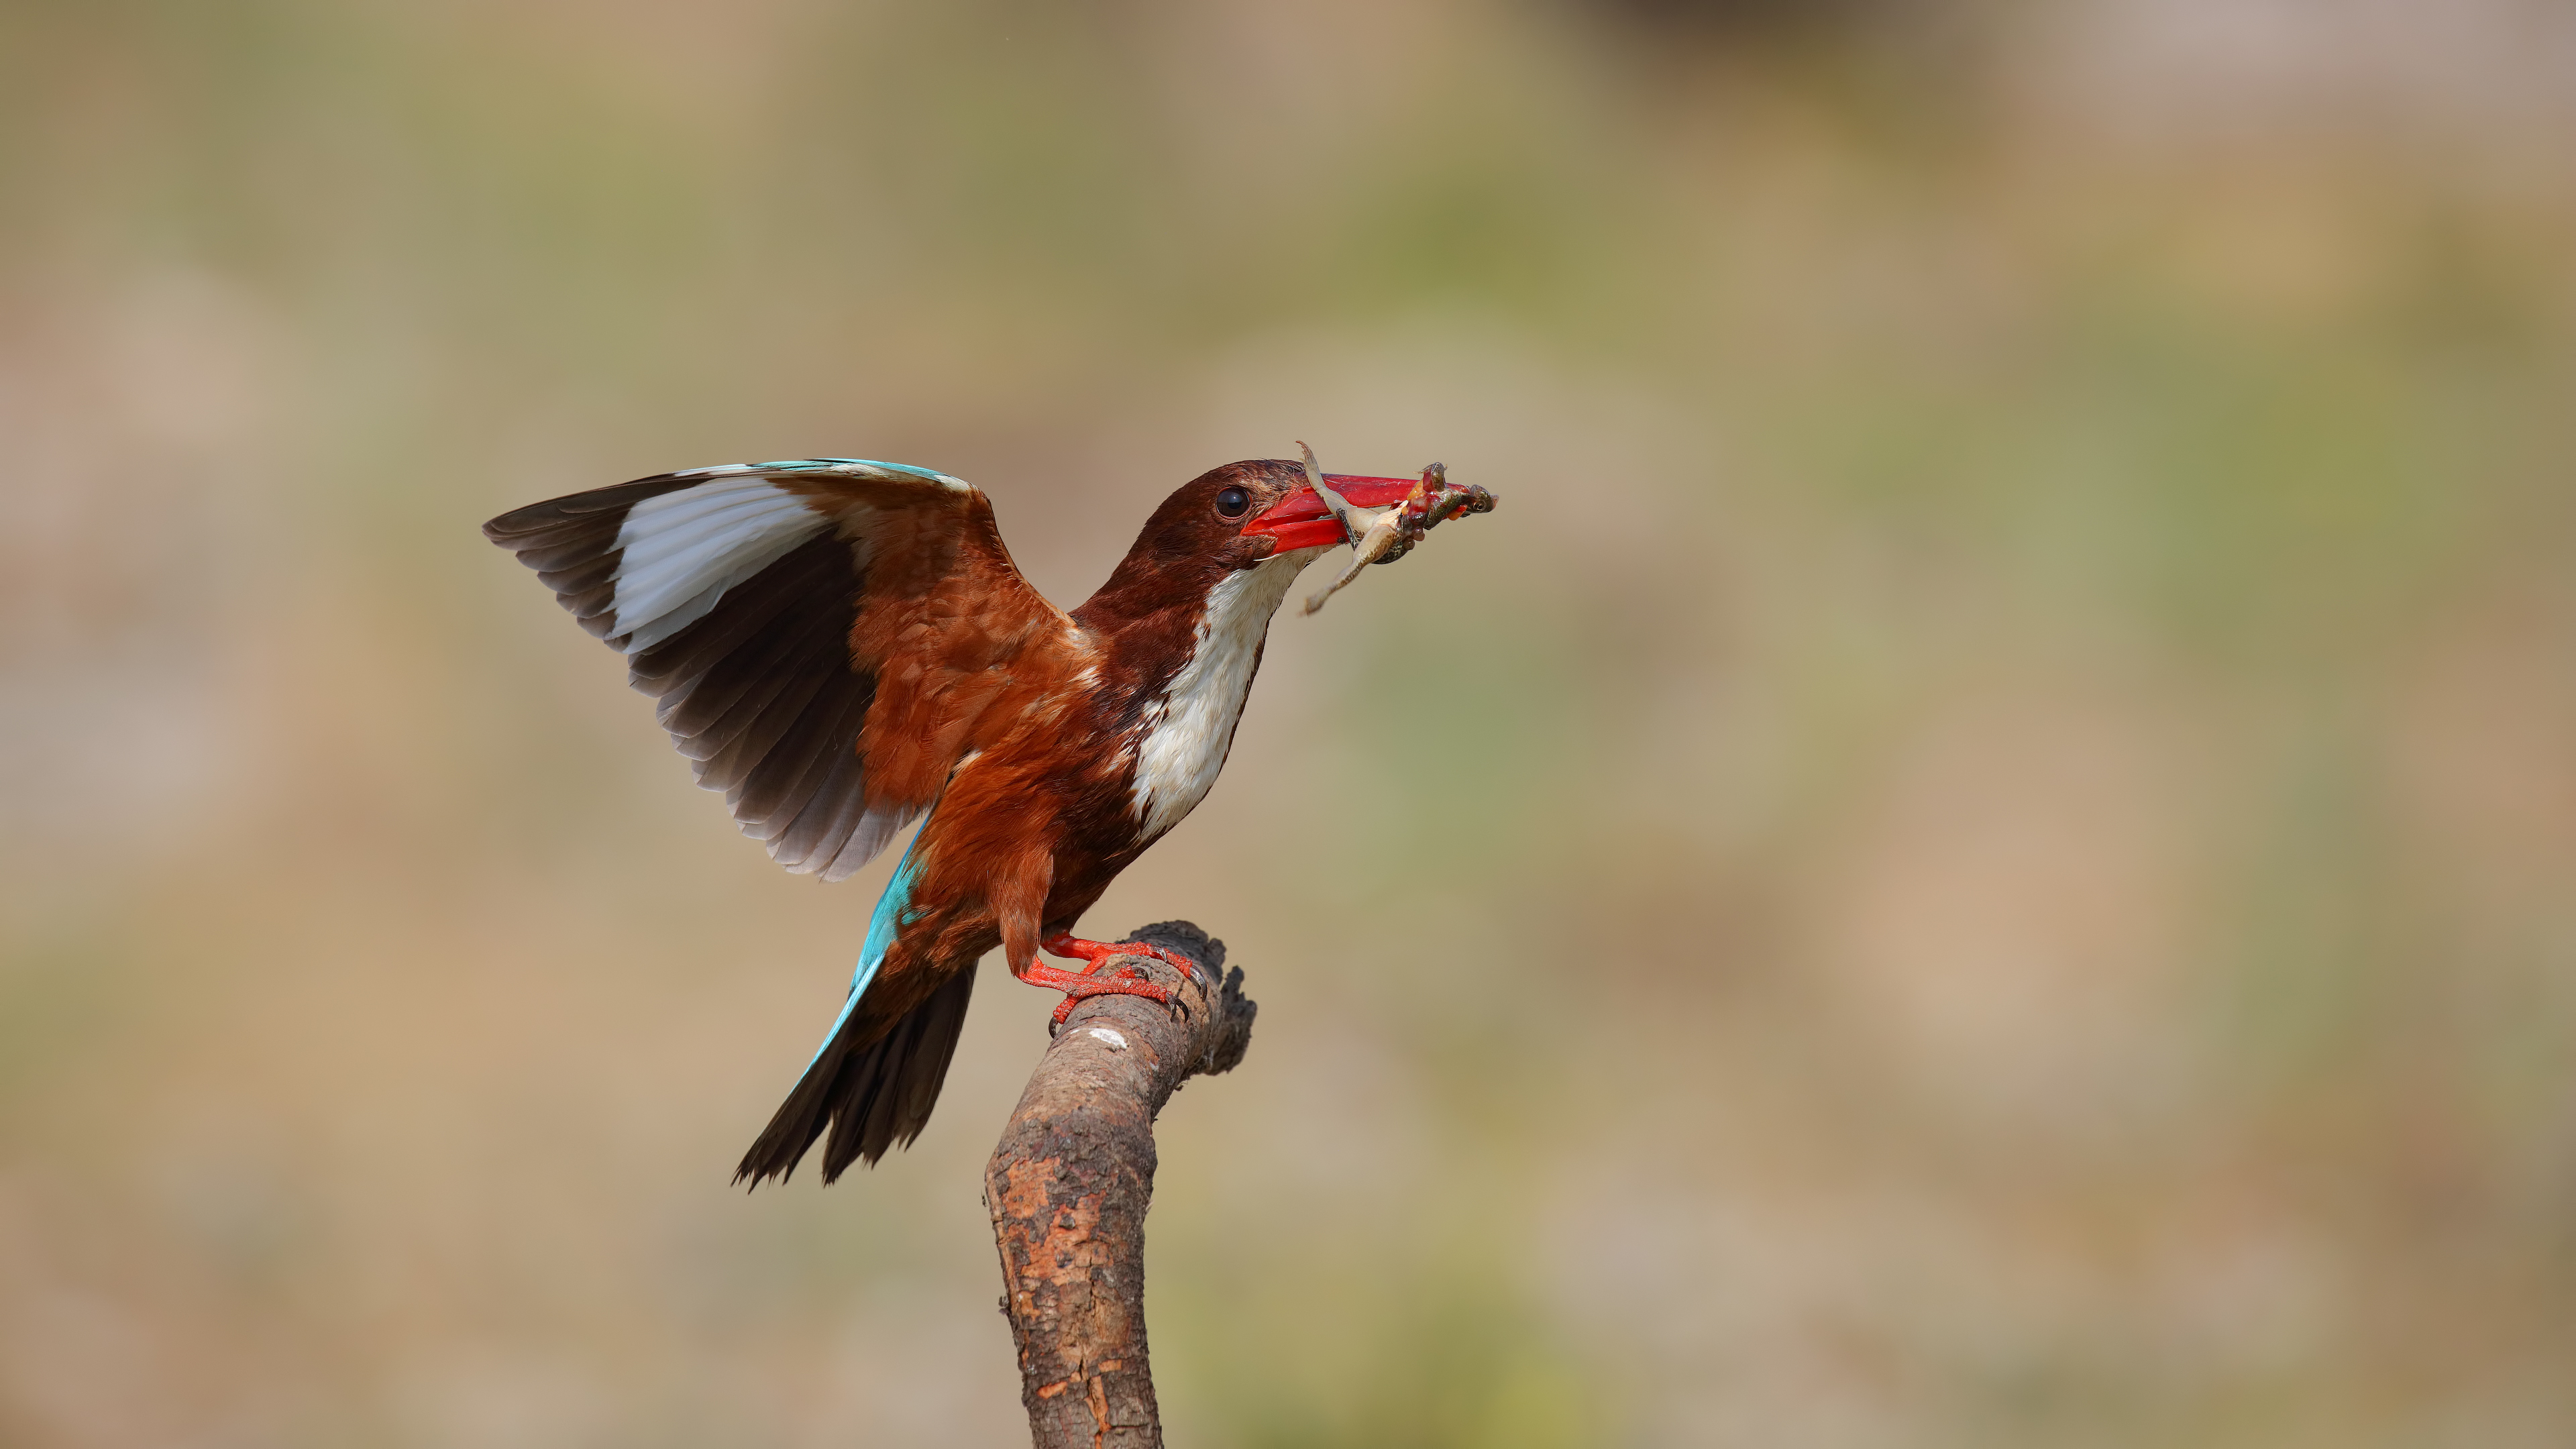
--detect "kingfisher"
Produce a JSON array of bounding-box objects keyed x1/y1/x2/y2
[{"x1": 484, "y1": 455, "x2": 1491, "y2": 1186}]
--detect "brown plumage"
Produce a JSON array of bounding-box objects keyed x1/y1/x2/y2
[{"x1": 485, "y1": 455, "x2": 1477, "y2": 1184}]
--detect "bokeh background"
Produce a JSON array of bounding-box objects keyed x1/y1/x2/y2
[{"x1": 5, "y1": 0, "x2": 2575, "y2": 1444}]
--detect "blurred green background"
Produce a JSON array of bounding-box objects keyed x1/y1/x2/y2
[{"x1": 5, "y1": 0, "x2": 2574, "y2": 1444}]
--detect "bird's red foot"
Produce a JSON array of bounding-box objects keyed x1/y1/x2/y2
[
  {"x1": 1046, "y1": 973, "x2": 1172, "y2": 1029},
  {"x1": 1010, "y1": 958, "x2": 1178, "y2": 1029},
  {"x1": 1018, "y1": 938, "x2": 1193, "y2": 1030},
  {"x1": 1042, "y1": 932, "x2": 1201, "y2": 981}
]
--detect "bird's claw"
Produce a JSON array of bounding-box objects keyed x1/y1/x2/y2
[
  {"x1": 1032, "y1": 931, "x2": 1203, "y2": 1030},
  {"x1": 1046, "y1": 969, "x2": 1181, "y2": 1030},
  {"x1": 1116, "y1": 942, "x2": 1203, "y2": 982},
  {"x1": 1043, "y1": 932, "x2": 1203, "y2": 983}
]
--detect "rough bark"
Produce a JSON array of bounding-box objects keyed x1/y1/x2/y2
[{"x1": 984, "y1": 921, "x2": 1258, "y2": 1449}]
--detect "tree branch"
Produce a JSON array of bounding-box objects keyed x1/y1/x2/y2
[{"x1": 983, "y1": 921, "x2": 1258, "y2": 1449}]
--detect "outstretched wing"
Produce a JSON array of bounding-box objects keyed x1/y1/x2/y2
[{"x1": 484, "y1": 459, "x2": 1083, "y2": 881}]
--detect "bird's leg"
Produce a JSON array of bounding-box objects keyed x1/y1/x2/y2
[
  {"x1": 1011, "y1": 950, "x2": 1180, "y2": 1030},
  {"x1": 1000, "y1": 859, "x2": 1183, "y2": 1027},
  {"x1": 1042, "y1": 932, "x2": 1201, "y2": 981}
]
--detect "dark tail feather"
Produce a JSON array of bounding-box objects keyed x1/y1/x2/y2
[{"x1": 734, "y1": 965, "x2": 977, "y2": 1187}]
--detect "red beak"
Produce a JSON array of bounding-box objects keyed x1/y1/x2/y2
[{"x1": 1241, "y1": 474, "x2": 1418, "y2": 553}]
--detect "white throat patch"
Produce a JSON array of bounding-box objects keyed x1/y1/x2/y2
[{"x1": 1128, "y1": 551, "x2": 1317, "y2": 839}]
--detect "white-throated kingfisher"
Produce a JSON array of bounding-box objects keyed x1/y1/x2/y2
[{"x1": 484, "y1": 456, "x2": 1489, "y2": 1185}]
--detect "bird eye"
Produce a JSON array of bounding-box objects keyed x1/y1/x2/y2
[{"x1": 1214, "y1": 486, "x2": 1252, "y2": 519}]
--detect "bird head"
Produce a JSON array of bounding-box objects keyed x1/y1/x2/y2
[
  {"x1": 1110, "y1": 459, "x2": 1422, "y2": 575},
  {"x1": 1077, "y1": 457, "x2": 1452, "y2": 638}
]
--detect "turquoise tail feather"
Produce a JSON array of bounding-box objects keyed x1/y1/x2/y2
[
  {"x1": 739, "y1": 818, "x2": 973, "y2": 1185},
  {"x1": 803, "y1": 827, "x2": 927, "y2": 1070}
]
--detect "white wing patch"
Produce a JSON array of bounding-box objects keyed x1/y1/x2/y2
[
  {"x1": 610, "y1": 474, "x2": 830, "y2": 652},
  {"x1": 610, "y1": 459, "x2": 980, "y2": 653},
  {"x1": 1128, "y1": 550, "x2": 1313, "y2": 839}
]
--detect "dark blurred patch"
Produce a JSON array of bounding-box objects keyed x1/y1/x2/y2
[
  {"x1": 1568, "y1": 0, "x2": 1994, "y2": 129},
  {"x1": 1574, "y1": 0, "x2": 1921, "y2": 46}
]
